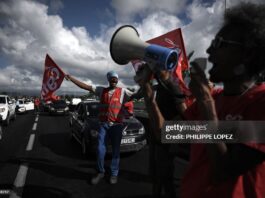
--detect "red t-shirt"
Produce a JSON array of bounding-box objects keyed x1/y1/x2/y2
[
  {"x1": 181, "y1": 84, "x2": 265, "y2": 198},
  {"x1": 34, "y1": 98, "x2": 40, "y2": 106}
]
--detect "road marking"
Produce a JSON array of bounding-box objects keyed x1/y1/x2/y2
[
  {"x1": 26, "y1": 134, "x2": 35, "y2": 151},
  {"x1": 32, "y1": 123, "x2": 37, "y2": 131},
  {"x1": 9, "y1": 164, "x2": 29, "y2": 198},
  {"x1": 9, "y1": 118, "x2": 39, "y2": 198}
]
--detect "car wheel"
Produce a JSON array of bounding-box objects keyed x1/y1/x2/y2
[
  {"x1": 81, "y1": 137, "x2": 86, "y2": 154},
  {"x1": 4, "y1": 114, "x2": 10, "y2": 126},
  {"x1": 70, "y1": 129, "x2": 75, "y2": 142},
  {"x1": 81, "y1": 137, "x2": 90, "y2": 157}
]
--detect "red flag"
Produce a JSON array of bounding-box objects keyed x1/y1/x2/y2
[
  {"x1": 50, "y1": 94, "x2": 61, "y2": 101},
  {"x1": 41, "y1": 54, "x2": 65, "y2": 102},
  {"x1": 132, "y1": 28, "x2": 191, "y2": 96}
]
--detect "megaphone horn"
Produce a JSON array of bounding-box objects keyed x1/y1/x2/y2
[{"x1": 110, "y1": 25, "x2": 179, "y2": 71}]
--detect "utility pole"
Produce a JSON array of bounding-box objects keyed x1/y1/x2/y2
[{"x1": 224, "y1": 0, "x2": 227, "y2": 14}]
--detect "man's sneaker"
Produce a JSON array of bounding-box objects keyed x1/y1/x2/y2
[
  {"x1": 109, "y1": 176, "x2": 118, "y2": 184},
  {"x1": 91, "y1": 173, "x2": 104, "y2": 185}
]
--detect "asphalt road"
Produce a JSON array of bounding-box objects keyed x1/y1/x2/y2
[{"x1": 0, "y1": 111, "x2": 188, "y2": 198}]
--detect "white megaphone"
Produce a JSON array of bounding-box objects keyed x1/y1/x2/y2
[{"x1": 110, "y1": 25, "x2": 179, "y2": 71}]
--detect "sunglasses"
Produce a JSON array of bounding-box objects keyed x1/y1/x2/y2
[{"x1": 210, "y1": 36, "x2": 243, "y2": 49}]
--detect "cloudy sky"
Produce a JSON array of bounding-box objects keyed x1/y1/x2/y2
[{"x1": 0, "y1": 0, "x2": 264, "y2": 95}]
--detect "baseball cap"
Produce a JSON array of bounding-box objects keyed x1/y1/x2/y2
[{"x1": 106, "y1": 71, "x2": 119, "y2": 81}]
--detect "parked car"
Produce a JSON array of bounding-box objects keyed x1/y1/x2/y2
[
  {"x1": 16, "y1": 99, "x2": 26, "y2": 113},
  {"x1": 24, "y1": 99, "x2": 34, "y2": 111},
  {"x1": 0, "y1": 95, "x2": 16, "y2": 126},
  {"x1": 69, "y1": 98, "x2": 82, "y2": 111},
  {"x1": 40, "y1": 100, "x2": 51, "y2": 112},
  {"x1": 49, "y1": 100, "x2": 69, "y2": 115},
  {"x1": 70, "y1": 101, "x2": 146, "y2": 155},
  {"x1": 16, "y1": 99, "x2": 34, "y2": 113}
]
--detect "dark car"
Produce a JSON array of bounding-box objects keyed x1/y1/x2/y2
[
  {"x1": 40, "y1": 100, "x2": 51, "y2": 112},
  {"x1": 0, "y1": 115, "x2": 2, "y2": 140},
  {"x1": 49, "y1": 100, "x2": 69, "y2": 115},
  {"x1": 70, "y1": 101, "x2": 146, "y2": 155}
]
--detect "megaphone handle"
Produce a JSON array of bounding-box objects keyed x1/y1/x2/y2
[
  {"x1": 134, "y1": 65, "x2": 153, "y2": 84},
  {"x1": 147, "y1": 61, "x2": 161, "y2": 76},
  {"x1": 134, "y1": 74, "x2": 144, "y2": 83},
  {"x1": 147, "y1": 62, "x2": 155, "y2": 71}
]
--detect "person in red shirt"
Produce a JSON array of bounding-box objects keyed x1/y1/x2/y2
[
  {"x1": 135, "y1": 2, "x2": 265, "y2": 198},
  {"x1": 34, "y1": 97, "x2": 40, "y2": 113}
]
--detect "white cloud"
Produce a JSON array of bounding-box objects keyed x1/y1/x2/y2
[
  {"x1": 136, "y1": 11, "x2": 183, "y2": 40},
  {"x1": 0, "y1": 0, "x2": 264, "y2": 94},
  {"x1": 183, "y1": 0, "x2": 224, "y2": 58},
  {"x1": 0, "y1": 0, "x2": 112, "y2": 93},
  {"x1": 111, "y1": 0, "x2": 188, "y2": 23},
  {"x1": 49, "y1": 0, "x2": 64, "y2": 13},
  {"x1": 226, "y1": 0, "x2": 265, "y2": 8}
]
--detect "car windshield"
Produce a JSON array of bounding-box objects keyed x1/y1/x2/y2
[
  {"x1": 25, "y1": 100, "x2": 32, "y2": 104},
  {"x1": 18, "y1": 100, "x2": 24, "y2": 104},
  {"x1": 0, "y1": 97, "x2": 6, "y2": 104},
  {"x1": 53, "y1": 100, "x2": 66, "y2": 105},
  {"x1": 85, "y1": 103, "x2": 99, "y2": 117}
]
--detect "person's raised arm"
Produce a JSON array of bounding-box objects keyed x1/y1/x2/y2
[
  {"x1": 189, "y1": 61, "x2": 228, "y2": 182},
  {"x1": 65, "y1": 74, "x2": 95, "y2": 93},
  {"x1": 134, "y1": 66, "x2": 166, "y2": 141},
  {"x1": 155, "y1": 70, "x2": 187, "y2": 119}
]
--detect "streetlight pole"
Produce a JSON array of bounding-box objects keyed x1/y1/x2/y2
[{"x1": 224, "y1": 0, "x2": 227, "y2": 14}]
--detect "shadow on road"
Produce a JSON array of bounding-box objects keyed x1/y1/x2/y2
[
  {"x1": 119, "y1": 169, "x2": 152, "y2": 183},
  {"x1": 104, "y1": 196, "x2": 153, "y2": 198},
  {"x1": 38, "y1": 133, "x2": 85, "y2": 160},
  {"x1": 23, "y1": 185, "x2": 72, "y2": 198},
  {"x1": 0, "y1": 183, "x2": 13, "y2": 190},
  {"x1": 7, "y1": 157, "x2": 94, "y2": 181}
]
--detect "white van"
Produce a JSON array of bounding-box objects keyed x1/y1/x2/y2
[
  {"x1": 71, "y1": 98, "x2": 82, "y2": 105},
  {"x1": 0, "y1": 95, "x2": 16, "y2": 125}
]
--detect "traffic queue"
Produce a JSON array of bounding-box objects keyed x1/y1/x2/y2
[{"x1": 0, "y1": 95, "x2": 148, "y2": 157}]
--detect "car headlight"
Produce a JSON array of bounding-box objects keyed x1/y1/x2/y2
[
  {"x1": 65, "y1": 107, "x2": 69, "y2": 111},
  {"x1": 90, "y1": 129, "x2": 98, "y2": 137},
  {"x1": 50, "y1": 107, "x2": 55, "y2": 111},
  {"x1": 139, "y1": 127, "x2": 145, "y2": 134},
  {"x1": 0, "y1": 107, "x2": 6, "y2": 113}
]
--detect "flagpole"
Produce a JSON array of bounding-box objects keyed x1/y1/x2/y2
[{"x1": 224, "y1": 0, "x2": 227, "y2": 14}]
